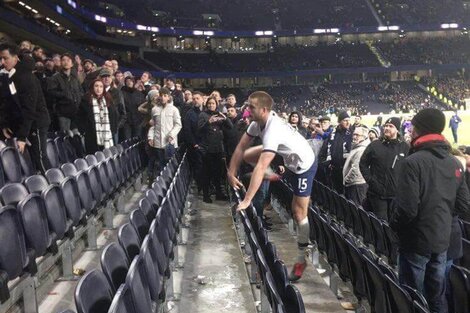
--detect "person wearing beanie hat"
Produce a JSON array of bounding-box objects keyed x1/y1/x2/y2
[
  {"x1": 359, "y1": 115, "x2": 409, "y2": 221},
  {"x1": 318, "y1": 111, "x2": 352, "y2": 193},
  {"x1": 384, "y1": 117, "x2": 401, "y2": 132},
  {"x1": 391, "y1": 107, "x2": 470, "y2": 313},
  {"x1": 411, "y1": 108, "x2": 446, "y2": 136},
  {"x1": 337, "y1": 110, "x2": 350, "y2": 123},
  {"x1": 368, "y1": 126, "x2": 381, "y2": 141}
]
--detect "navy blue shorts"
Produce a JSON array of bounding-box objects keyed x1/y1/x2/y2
[{"x1": 288, "y1": 161, "x2": 317, "y2": 197}]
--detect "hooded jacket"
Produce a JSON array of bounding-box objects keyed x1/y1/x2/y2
[
  {"x1": 343, "y1": 138, "x2": 370, "y2": 186},
  {"x1": 390, "y1": 134, "x2": 470, "y2": 255},
  {"x1": 359, "y1": 136, "x2": 409, "y2": 198},
  {"x1": 148, "y1": 101, "x2": 182, "y2": 149}
]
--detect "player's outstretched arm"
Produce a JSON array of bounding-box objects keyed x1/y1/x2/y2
[{"x1": 228, "y1": 133, "x2": 253, "y2": 189}]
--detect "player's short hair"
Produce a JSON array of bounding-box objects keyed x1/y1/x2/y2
[{"x1": 249, "y1": 91, "x2": 273, "y2": 110}]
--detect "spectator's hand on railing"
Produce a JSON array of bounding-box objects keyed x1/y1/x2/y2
[
  {"x1": 228, "y1": 173, "x2": 244, "y2": 190},
  {"x1": 237, "y1": 199, "x2": 251, "y2": 211}
]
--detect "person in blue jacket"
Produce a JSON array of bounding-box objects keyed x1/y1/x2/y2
[{"x1": 449, "y1": 111, "x2": 462, "y2": 144}]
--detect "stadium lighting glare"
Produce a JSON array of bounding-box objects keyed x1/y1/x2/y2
[
  {"x1": 67, "y1": 0, "x2": 77, "y2": 9},
  {"x1": 204, "y1": 31, "x2": 214, "y2": 36},
  {"x1": 264, "y1": 30, "x2": 273, "y2": 35},
  {"x1": 18, "y1": 1, "x2": 25, "y2": 6},
  {"x1": 136, "y1": 25, "x2": 146, "y2": 30},
  {"x1": 314, "y1": 29, "x2": 326, "y2": 34},
  {"x1": 378, "y1": 25, "x2": 400, "y2": 31},
  {"x1": 95, "y1": 15, "x2": 107, "y2": 23},
  {"x1": 330, "y1": 28, "x2": 339, "y2": 33},
  {"x1": 255, "y1": 31, "x2": 264, "y2": 36},
  {"x1": 193, "y1": 30, "x2": 204, "y2": 35},
  {"x1": 388, "y1": 25, "x2": 400, "y2": 30},
  {"x1": 441, "y1": 23, "x2": 458, "y2": 29}
]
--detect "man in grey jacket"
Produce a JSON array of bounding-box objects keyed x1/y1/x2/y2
[{"x1": 343, "y1": 126, "x2": 370, "y2": 205}]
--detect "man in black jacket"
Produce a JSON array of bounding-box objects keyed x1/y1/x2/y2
[
  {"x1": 165, "y1": 75, "x2": 184, "y2": 109},
  {"x1": 391, "y1": 108, "x2": 470, "y2": 313},
  {"x1": 47, "y1": 53, "x2": 83, "y2": 132},
  {"x1": 319, "y1": 111, "x2": 352, "y2": 194},
  {"x1": 0, "y1": 43, "x2": 51, "y2": 173},
  {"x1": 359, "y1": 117, "x2": 409, "y2": 220},
  {"x1": 184, "y1": 91, "x2": 204, "y2": 192}
]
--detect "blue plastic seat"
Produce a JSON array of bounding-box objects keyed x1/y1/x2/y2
[
  {"x1": 101, "y1": 243, "x2": 129, "y2": 292},
  {"x1": 75, "y1": 269, "x2": 114, "y2": 313},
  {"x1": 118, "y1": 223, "x2": 141, "y2": 263}
]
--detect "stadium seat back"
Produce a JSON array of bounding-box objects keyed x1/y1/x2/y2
[
  {"x1": 118, "y1": 223, "x2": 141, "y2": 263},
  {"x1": 75, "y1": 269, "x2": 113, "y2": 313},
  {"x1": 101, "y1": 243, "x2": 129, "y2": 292}
]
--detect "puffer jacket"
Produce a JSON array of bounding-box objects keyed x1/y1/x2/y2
[
  {"x1": 148, "y1": 101, "x2": 182, "y2": 148},
  {"x1": 197, "y1": 109, "x2": 233, "y2": 154},
  {"x1": 343, "y1": 138, "x2": 370, "y2": 186}
]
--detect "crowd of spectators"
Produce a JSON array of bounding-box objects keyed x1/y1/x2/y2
[
  {"x1": 371, "y1": 0, "x2": 470, "y2": 25},
  {"x1": 145, "y1": 43, "x2": 380, "y2": 73},
  {"x1": 77, "y1": 0, "x2": 377, "y2": 30},
  {"x1": 423, "y1": 75, "x2": 470, "y2": 104},
  {"x1": 376, "y1": 36, "x2": 470, "y2": 66}
]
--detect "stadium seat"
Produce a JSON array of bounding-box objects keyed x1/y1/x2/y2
[
  {"x1": 0, "y1": 205, "x2": 35, "y2": 302},
  {"x1": 46, "y1": 139, "x2": 61, "y2": 168},
  {"x1": 87, "y1": 166, "x2": 105, "y2": 205},
  {"x1": 358, "y1": 207, "x2": 374, "y2": 245},
  {"x1": 64, "y1": 135, "x2": 78, "y2": 162},
  {"x1": 125, "y1": 255, "x2": 153, "y2": 313},
  {"x1": 103, "y1": 148, "x2": 113, "y2": 159},
  {"x1": 42, "y1": 184, "x2": 73, "y2": 240},
  {"x1": 449, "y1": 265, "x2": 470, "y2": 313},
  {"x1": 118, "y1": 223, "x2": 141, "y2": 263},
  {"x1": 75, "y1": 269, "x2": 114, "y2": 313},
  {"x1": 384, "y1": 274, "x2": 414, "y2": 313},
  {"x1": 86, "y1": 155, "x2": 99, "y2": 167},
  {"x1": 344, "y1": 233, "x2": 368, "y2": 300},
  {"x1": 101, "y1": 243, "x2": 129, "y2": 292},
  {"x1": 61, "y1": 163, "x2": 79, "y2": 177},
  {"x1": 0, "y1": 141, "x2": 6, "y2": 150},
  {"x1": 283, "y1": 284, "x2": 305, "y2": 313},
  {"x1": 17, "y1": 194, "x2": 55, "y2": 258},
  {"x1": 272, "y1": 259, "x2": 289, "y2": 296},
  {"x1": 18, "y1": 145, "x2": 36, "y2": 177},
  {"x1": 54, "y1": 137, "x2": 68, "y2": 164},
  {"x1": 461, "y1": 238, "x2": 470, "y2": 269},
  {"x1": 0, "y1": 182, "x2": 29, "y2": 205},
  {"x1": 140, "y1": 236, "x2": 163, "y2": 304},
  {"x1": 75, "y1": 158, "x2": 90, "y2": 171},
  {"x1": 107, "y1": 284, "x2": 135, "y2": 313},
  {"x1": 139, "y1": 197, "x2": 157, "y2": 224},
  {"x1": 24, "y1": 174, "x2": 49, "y2": 194},
  {"x1": 363, "y1": 252, "x2": 388, "y2": 313},
  {"x1": 60, "y1": 176, "x2": 86, "y2": 226},
  {"x1": 0, "y1": 146, "x2": 23, "y2": 183},
  {"x1": 129, "y1": 209, "x2": 150, "y2": 241},
  {"x1": 148, "y1": 220, "x2": 170, "y2": 278},
  {"x1": 45, "y1": 168, "x2": 66, "y2": 184},
  {"x1": 369, "y1": 214, "x2": 388, "y2": 256},
  {"x1": 461, "y1": 219, "x2": 470, "y2": 240}
]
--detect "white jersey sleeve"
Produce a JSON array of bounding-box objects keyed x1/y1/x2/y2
[{"x1": 246, "y1": 121, "x2": 260, "y2": 137}]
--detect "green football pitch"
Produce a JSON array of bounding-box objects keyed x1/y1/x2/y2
[{"x1": 360, "y1": 111, "x2": 470, "y2": 147}]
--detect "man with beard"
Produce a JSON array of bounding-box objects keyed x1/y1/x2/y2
[{"x1": 360, "y1": 117, "x2": 409, "y2": 221}]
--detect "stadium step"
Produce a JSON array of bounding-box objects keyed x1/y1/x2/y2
[{"x1": 175, "y1": 195, "x2": 257, "y2": 313}]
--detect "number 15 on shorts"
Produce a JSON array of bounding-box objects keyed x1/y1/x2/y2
[{"x1": 298, "y1": 178, "x2": 308, "y2": 192}]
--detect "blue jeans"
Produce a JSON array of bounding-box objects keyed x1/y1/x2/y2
[
  {"x1": 399, "y1": 251, "x2": 448, "y2": 313},
  {"x1": 252, "y1": 180, "x2": 270, "y2": 218}
]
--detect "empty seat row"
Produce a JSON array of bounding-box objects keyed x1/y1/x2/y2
[
  {"x1": 233, "y1": 187, "x2": 306, "y2": 313},
  {"x1": 75, "y1": 151, "x2": 190, "y2": 313},
  {"x1": 0, "y1": 136, "x2": 145, "y2": 311}
]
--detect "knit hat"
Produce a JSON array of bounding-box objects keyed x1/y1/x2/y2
[
  {"x1": 83, "y1": 59, "x2": 94, "y2": 65},
  {"x1": 369, "y1": 126, "x2": 381, "y2": 138},
  {"x1": 337, "y1": 111, "x2": 350, "y2": 122},
  {"x1": 411, "y1": 108, "x2": 446, "y2": 135},
  {"x1": 319, "y1": 116, "x2": 331, "y2": 122},
  {"x1": 166, "y1": 74, "x2": 176, "y2": 83},
  {"x1": 147, "y1": 89, "x2": 159, "y2": 101},
  {"x1": 384, "y1": 117, "x2": 401, "y2": 131}
]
